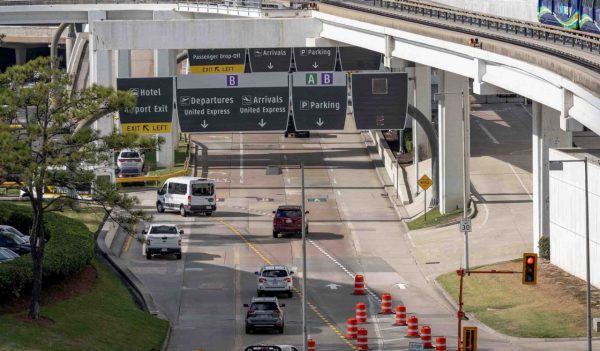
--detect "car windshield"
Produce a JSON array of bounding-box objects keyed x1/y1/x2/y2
[
  {"x1": 149, "y1": 226, "x2": 178, "y2": 234},
  {"x1": 277, "y1": 210, "x2": 301, "y2": 218},
  {"x1": 0, "y1": 226, "x2": 25, "y2": 237},
  {"x1": 191, "y1": 183, "x2": 214, "y2": 196},
  {"x1": 0, "y1": 232, "x2": 26, "y2": 244},
  {"x1": 262, "y1": 270, "x2": 288, "y2": 278},
  {"x1": 250, "y1": 302, "x2": 278, "y2": 311},
  {"x1": 0, "y1": 248, "x2": 18, "y2": 259},
  {"x1": 120, "y1": 152, "x2": 140, "y2": 158}
]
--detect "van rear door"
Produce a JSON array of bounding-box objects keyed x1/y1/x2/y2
[{"x1": 189, "y1": 181, "x2": 215, "y2": 209}]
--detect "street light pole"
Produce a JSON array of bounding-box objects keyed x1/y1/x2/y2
[
  {"x1": 549, "y1": 157, "x2": 591, "y2": 351},
  {"x1": 301, "y1": 162, "x2": 308, "y2": 351}
]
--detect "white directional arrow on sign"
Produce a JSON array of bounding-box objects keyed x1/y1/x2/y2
[
  {"x1": 312, "y1": 61, "x2": 319, "y2": 69},
  {"x1": 201, "y1": 120, "x2": 208, "y2": 128},
  {"x1": 258, "y1": 119, "x2": 267, "y2": 127},
  {"x1": 395, "y1": 283, "x2": 408, "y2": 290},
  {"x1": 325, "y1": 283, "x2": 341, "y2": 290},
  {"x1": 267, "y1": 62, "x2": 274, "y2": 70},
  {"x1": 316, "y1": 118, "x2": 324, "y2": 127}
]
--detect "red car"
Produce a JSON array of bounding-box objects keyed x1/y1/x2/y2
[{"x1": 272, "y1": 205, "x2": 308, "y2": 238}]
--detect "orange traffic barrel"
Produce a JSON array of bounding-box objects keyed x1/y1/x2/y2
[
  {"x1": 353, "y1": 275, "x2": 367, "y2": 295},
  {"x1": 355, "y1": 302, "x2": 367, "y2": 323},
  {"x1": 420, "y1": 325, "x2": 433, "y2": 348},
  {"x1": 346, "y1": 318, "x2": 358, "y2": 339},
  {"x1": 380, "y1": 293, "x2": 393, "y2": 314},
  {"x1": 393, "y1": 305, "x2": 407, "y2": 326},
  {"x1": 406, "y1": 316, "x2": 419, "y2": 338},
  {"x1": 307, "y1": 338, "x2": 316, "y2": 351},
  {"x1": 435, "y1": 336, "x2": 447, "y2": 351},
  {"x1": 356, "y1": 328, "x2": 369, "y2": 349}
]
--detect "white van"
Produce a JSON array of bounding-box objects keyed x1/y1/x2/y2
[{"x1": 156, "y1": 177, "x2": 216, "y2": 217}]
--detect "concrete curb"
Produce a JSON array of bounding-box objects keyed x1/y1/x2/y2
[{"x1": 95, "y1": 215, "x2": 165, "y2": 318}]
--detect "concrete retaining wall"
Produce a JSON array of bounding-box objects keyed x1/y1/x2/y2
[
  {"x1": 549, "y1": 149, "x2": 600, "y2": 289},
  {"x1": 430, "y1": 0, "x2": 538, "y2": 22},
  {"x1": 369, "y1": 130, "x2": 410, "y2": 205}
]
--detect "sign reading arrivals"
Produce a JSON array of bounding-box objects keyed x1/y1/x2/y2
[
  {"x1": 291, "y1": 72, "x2": 347, "y2": 131},
  {"x1": 176, "y1": 73, "x2": 289, "y2": 133},
  {"x1": 293, "y1": 47, "x2": 337, "y2": 72},
  {"x1": 116, "y1": 77, "x2": 174, "y2": 134},
  {"x1": 249, "y1": 48, "x2": 292, "y2": 72},
  {"x1": 188, "y1": 49, "x2": 246, "y2": 74},
  {"x1": 351, "y1": 72, "x2": 408, "y2": 130}
]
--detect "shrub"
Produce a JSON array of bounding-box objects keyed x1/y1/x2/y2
[
  {"x1": 538, "y1": 235, "x2": 550, "y2": 260},
  {"x1": 0, "y1": 203, "x2": 96, "y2": 299}
]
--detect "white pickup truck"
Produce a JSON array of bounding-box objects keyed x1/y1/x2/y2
[{"x1": 142, "y1": 223, "x2": 184, "y2": 260}]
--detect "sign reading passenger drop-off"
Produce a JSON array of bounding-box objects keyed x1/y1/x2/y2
[
  {"x1": 291, "y1": 72, "x2": 347, "y2": 130},
  {"x1": 176, "y1": 73, "x2": 289, "y2": 133},
  {"x1": 188, "y1": 49, "x2": 246, "y2": 74},
  {"x1": 116, "y1": 77, "x2": 174, "y2": 134}
]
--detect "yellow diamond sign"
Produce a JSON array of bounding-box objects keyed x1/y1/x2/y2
[{"x1": 418, "y1": 174, "x2": 433, "y2": 191}]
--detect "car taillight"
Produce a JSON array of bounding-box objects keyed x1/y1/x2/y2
[
  {"x1": 188, "y1": 195, "x2": 191, "y2": 206},
  {"x1": 133, "y1": 158, "x2": 141, "y2": 162},
  {"x1": 248, "y1": 311, "x2": 256, "y2": 316},
  {"x1": 178, "y1": 238, "x2": 182, "y2": 246},
  {"x1": 118, "y1": 159, "x2": 124, "y2": 163},
  {"x1": 285, "y1": 277, "x2": 292, "y2": 283},
  {"x1": 272, "y1": 310, "x2": 281, "y2": 317},
  {"x1": 259, "y1": 278, "x2": 266, "y2": 283}
]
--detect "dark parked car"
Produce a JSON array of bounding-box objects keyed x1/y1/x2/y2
[
  {"x1": 244, "y1": 297, "x2": 285, "y2": 334},
  {"x1": 0, "y1": 247, "x2": 19, "y2": 263},
  {"x1": 0, "y1": 230, "x2": 30, "y2": 255},
  {"x1": 272, "y1": 205, "x2": 308, "y2": 238}
]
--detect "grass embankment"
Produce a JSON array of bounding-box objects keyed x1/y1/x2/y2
[
  {"x1": 0, "y1": 204, "x2": 169, "y2": 351},
  {"x1": 146, "y1": 140, "x2": 190, "y2": 177},
  {"x1": 407, "y1": 207, "x2": 463, "y2": 230},
  {"x1": 437, "y1": 260, "x2": 600, "y2": 338}
]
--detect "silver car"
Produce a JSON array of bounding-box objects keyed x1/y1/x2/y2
[
  {"x1": 244, "y1": 346, "x2": 298, "y2": 351},
  {"x1": 255, "y1": 265, "x2": 294, "y2": 298},
  {"x1": 244, "y1": 297, "x2": 285, "y2": 334}
]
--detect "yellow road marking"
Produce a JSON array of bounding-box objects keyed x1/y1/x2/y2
[
  {"x1": 215, "y1": 218, "x2": 357, "y2": 350},
  {"x1": 123, "y1": 222, "x2": 138, "y2": 254}
]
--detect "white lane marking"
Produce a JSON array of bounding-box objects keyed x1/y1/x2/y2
[
  {"x1": 283, "y1": 154, "x2": 287, "y2": 161},
  {"x1": 333, "y1": 178, "x2": 337, "y2": 184},
  {"x1": 395, "y1": 283, "x2": 407, "y2": 289},
  {"x1": 239, "y1": 133, "x2": 244, "y2": 184},
  {"x1": 507, "y1": 161, "x2": 533, "y2": 200},
  {"x1": 367, "y1": 294, "x2": 384, "y2": 351},
  {"x1": 337, "y1": 190, "x2": 342, "y2": 196},
  {"x1": 476, "y1": 120, "x2": 500, "y2": 144},
  {"x1": 184, "y1": 268, "x2": 205, "y2": 271},
  {"x1": 383, "y1": 338, "x2": 407, "y2": 343},
  {"x1": 286, "y1": 178, "x2": 291, "y2": 184},
  {"x1": 308, "y1": 239, "x2": 380, "y2": 302}
]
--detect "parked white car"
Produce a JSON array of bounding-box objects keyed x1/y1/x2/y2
[
  {"x1": 116, "y1": 149, "x2": 145, "y2": 171},
  {"x1": 156, "y1": 177, "x2": 216, "y2": 217},
  {"x1": 142, "y1": 223, "x2": 183, "y2": 260},
  {"x1": 255, "y1": 265, "x2": 294, "y2": 298}
]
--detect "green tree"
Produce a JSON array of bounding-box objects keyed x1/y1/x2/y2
[{"x1": 0, "y1": 56, "x2": 156, "y2": 320}]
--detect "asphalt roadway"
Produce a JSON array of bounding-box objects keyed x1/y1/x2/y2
[{"x1": 118, "y1": 105, "x2": 600, "y2": 351}]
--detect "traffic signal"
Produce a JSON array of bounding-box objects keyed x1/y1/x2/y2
[
  {"x1": 463, "y1": 326, "x2": 478, "y2": 351},
  {"x1": 522, "y1": 253, "x2": 538, "y2": 285}
]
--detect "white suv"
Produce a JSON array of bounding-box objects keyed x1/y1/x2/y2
[
  {"x1": 116, "y1": 149, "x2": 145, "y2": 171},
  {"x1": 255, "y1": 265, "x2": 294, "y2": 298}
]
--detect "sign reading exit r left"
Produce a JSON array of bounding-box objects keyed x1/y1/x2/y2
[{"x1": 116, "y1": 77, "x2": 174, "y2": 134}]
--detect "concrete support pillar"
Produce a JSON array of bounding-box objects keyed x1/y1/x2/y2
[
  {"x1": 413, "y1": 64, "x2": 432, "y2": 194},
  {"x1": 66, "y1": 25, "x2": 76, "y2": 72},
  {"x1": 532, "y1": 101, "x2": 572, "y2": 253},
  {"x1": 15, "y1": 48, "x2": 27, "y2": 65},
  {"x1": 88, "y1": 11, "x2": 114, "y2": 137},
  {"x1": 154, "y1": 49, "x2": 177, "y2": 168},
  {"x1": 438, "y1": 70, "x2": 470, "y2": 214}
]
